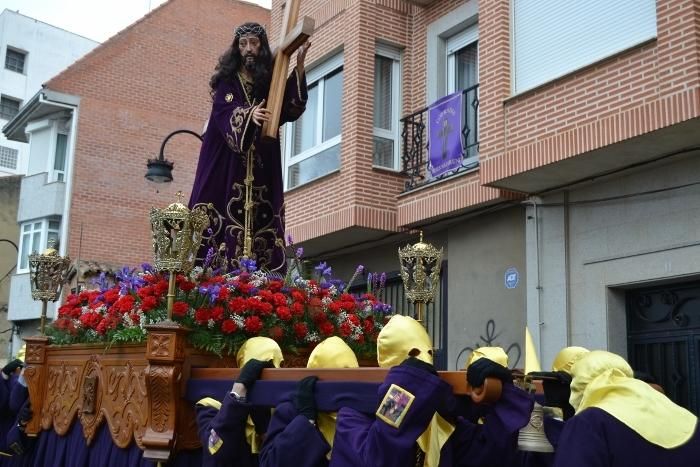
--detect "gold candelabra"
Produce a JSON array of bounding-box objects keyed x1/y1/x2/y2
[
  {"x1": 398, "y1": 231, "x2": 443, "y2": 325},
  {"x1": 149, "y1": 192, "x2": 210, "y2": 320},
  {"x1": 28, "y1": 240, "x2": 71, "y2": 334}
]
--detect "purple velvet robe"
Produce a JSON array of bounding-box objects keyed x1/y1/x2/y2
[
  {"x1": 329, "y1": 365, "x2": 454, "y2": 467},
  {"x1": 552, "y1": 407, "x2": 700, "y2": 467},
  {"x1": 189, "y1": 70, "x2": 307, "y2": 271},
  {"x1": 258, "y1": 401, "x2": 330, "y2": 467},
  {"x1": 196, "y1": 393, "x2": 271, "y2": 467}
]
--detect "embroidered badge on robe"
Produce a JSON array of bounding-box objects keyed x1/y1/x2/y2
[
  {"x1": 225, "y1": 93, "x2": 234, "y2": 103},
  {"x1": 208, "y1": 428, "x2": 223, "y2": 454},
  {"x1": 376, "y1": 384, "x2": 416, "y2": 428}
]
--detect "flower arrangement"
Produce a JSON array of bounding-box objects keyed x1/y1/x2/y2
[{"x1": 47, "y1": 257, "x2": 393, "y2": 358}]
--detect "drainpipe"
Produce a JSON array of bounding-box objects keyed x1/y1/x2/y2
[{"x1": 523, "y1": 197, "x2": 544, "y2": 362}]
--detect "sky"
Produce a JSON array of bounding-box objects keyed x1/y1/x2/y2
[{"x1": 0, "y1": 0, "x2": 272, "y2": 42}]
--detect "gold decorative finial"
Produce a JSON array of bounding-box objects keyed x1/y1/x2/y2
[
  {"x1": 150, "y1": 193, "x2": 210, "y2": 320},
  {"x1": 398, "y1": 231, "x2": 443, "y2": 325},
  {"x1": 175, "y1": 191, "x2": 184, "y2": 203}
]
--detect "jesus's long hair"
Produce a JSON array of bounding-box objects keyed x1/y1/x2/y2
[{"x1": 209, "y1": 23, "x2": 273, "y2": 101}]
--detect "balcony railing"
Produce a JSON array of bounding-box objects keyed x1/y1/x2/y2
[{"x1": 400, "y1": 84, "x2": 479, "y2": 192}]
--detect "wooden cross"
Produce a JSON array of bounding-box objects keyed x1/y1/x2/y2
[{"x1": 262, "y1": 0, "x2": 315, "y2": 140}]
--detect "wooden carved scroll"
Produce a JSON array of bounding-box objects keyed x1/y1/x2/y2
[
  {"x1": 141, "y1": 323, "x2": 189, "y2": 462},
  {"x1": 23, "y1": 336, "x2": 50, "y2": 437}
]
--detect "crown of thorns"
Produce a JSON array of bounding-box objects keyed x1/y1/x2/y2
[{"x1": 235, "y1": 23, "x2": 267, "y2": 38}]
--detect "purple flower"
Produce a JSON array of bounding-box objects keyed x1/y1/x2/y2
[
  {"x1": 356, "y1": 265, "x2": 364, "y2": 274},
  {"x1": 295, "y1": 247, "x2": 304, "y2": 259},
  {"x1": 91, "y1": 272, "x2": 111, "y2": 293},
  {"x1": 141, "y1": 263, "x2": 154, "y2": 274},
  {"x1": 320, "y1": 282, "x2": 332, "y2": 290},
  {"x1": 286, "y1": 233, "x2": 294, "y2": 245},
  {"x1": 241, "y1": 258, "x2": 257, "y2": 272},
  {"x1": 203, "y1": 247, "x2": 216, "y2": 270},
  {"x1": 322, "y1": 266, "x2": 332, "y2": 278},
  {"x1": 249, "y1": 287, "x2": 259, "y2": 296},
  {"x1": 314, "y1": 262, "x2": 328, "y2": 273},
  {"x1": 116, "y1": 266, "x2": 145, "y2": 294}
]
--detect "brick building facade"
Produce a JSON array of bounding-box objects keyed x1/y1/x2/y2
[
  {"x1": 270, "y1": 0, "x2": 700, "y2": 413},
  {"x1": 3, "y1": 0, "x2": 269, "y2": 351}
]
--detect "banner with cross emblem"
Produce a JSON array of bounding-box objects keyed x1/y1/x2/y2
[{"x1": 428, "y1": 91, "x2": 463, "y2": 178}]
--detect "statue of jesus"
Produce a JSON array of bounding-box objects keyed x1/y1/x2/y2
[{"x1": 189, "y1": 22, "x2": 310, "y2": 272}]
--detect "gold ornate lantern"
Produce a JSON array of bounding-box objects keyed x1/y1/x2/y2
[
  {"x1": 28, "y1": 241, "x2": 71, "y2": 334},
  {"x1": 149, "y1": 193, "x2": 210, "y2": 320},
  {"x1": 398, "y1": 231, "x2": 443, "y2": 324}
]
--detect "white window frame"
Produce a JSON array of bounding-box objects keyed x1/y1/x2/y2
[
  {"x1": 446, "y1": 25, "x2": 479, "y2": 94},
  {"x1": 373, "y1": 44, "x2": 402, "y2": 171},
  {"x1": 17, "y1": 218, "x2": 61, "y2": 273},
  {"x1": 283, "y1": 53, "x2": 344, "y2": 190},
  {"x1": 51, "y1": 132, "x2": 68, "y2": 182}
]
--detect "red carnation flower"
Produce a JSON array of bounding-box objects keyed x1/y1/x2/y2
[
  {"x1": 228, "y1": 297, "x2": 247, "y2": 314},
  {"x1": 221, "y1": 319, "x2": 238, "y2": 334},
  {"x1": 140, "y1": 295, "x2": 158, "y2": 312},
  {"x1": 293, "y1": 322, "x2": 308, "y2": 339},
  {"x1": 194, "y1": 307, "x2": 211, "y2": 324},
  {"x1": 154, "y1": 280, "x2": 169, "y2": 296},
  {"x1": 339, "y1": 322, "x2": 352, "y2": 337},
  {"x1": 178, "y1": 280, "x2": 196, "y2": 293},
  {"x1": 291, "y1": 302, "x2": 305, "y2": 317},
  {"x1": 291, "y1": 290, "x2": 306, "y2": 303},
  {"x1": 276, "y1": 306, "x2": 292, "y2": 321},
  {"x1": 103, "y1": 289, "x2": 120, "y2": 305},
  {"x1": 210, "y1": 305, "x2": 225, "y2": 322},
  {"x1": 268, "y1": 280, "x2": 283, "y2": 292},
  {"x1": 172, "y1": 301, "x2": 189, "y2": 317},
  {"x1": 244, "y1": 316, "x2": 263, "y2": 334},
  {"x1": 268, "y1": 325, "x2": 284, "y2": 341},
  {"x1": 113, "y1": 295, "x2": 136, "y2": 314},
  {"x1": 319, "y1": 321, "x2": 335, "y2": 336},
  {"x1": 218, "y1": 287, "x2": 230, "y2": 301}
]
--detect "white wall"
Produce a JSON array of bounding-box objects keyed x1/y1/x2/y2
[
  {"x1": 0, "y1": 9, "x2": 97, "y2": 176},
  {"x1": 527, "y1": 153, "x2": 700, "y2": 368}
]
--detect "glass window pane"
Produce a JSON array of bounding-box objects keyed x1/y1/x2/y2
[
  {"x1": 455, "y1": 42, "x2": 478, "y2": 91},
  {"x1": 32, "y1": 232, "x2": 41, "y2": 253},
  {"x1": 322, "y1": 69, "x2": 343, "y2": 140},
  {"x1": 22, "y1": 223, "x2": 30, "y2": 232},
  {"x1": 19, "y1": 233, "x2": 30, "y2": 270},
  {"x1": 374, "y1": 56, "x2": 393, "y2": 131},
  {"x1": 54, "y1": 134, "x2": 68, "y2": 171},
  {"x1": 47, "y1": 231, "x2": 59, "y2": 249},
  {"x1": 373, "y1": 136, "x2": 394, "y2": 168},
  {"x1": 293, "y1": 84, "x2": 318, "y2": 155},
  {"x1": 33, "y1": 222, "x2": 41, "y2": 230},
  {"x1": 49, "y1": 220, "x2": 60, "y2": 230},
  {"x1": 287, "y1": 143, "x2": 340, "y2": 188}
]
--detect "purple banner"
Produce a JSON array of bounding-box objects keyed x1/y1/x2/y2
[{"x1": 428, "y1": 91, "x2": 463, "y2": 177}]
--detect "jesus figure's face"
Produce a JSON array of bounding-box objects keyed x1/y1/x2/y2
[{"x1": 238, "y1": 34, "x2": 262, "y2": 70}]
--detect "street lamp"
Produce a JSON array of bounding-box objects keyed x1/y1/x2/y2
[
  {"x1": 145, "y1": 129, "x2": 203, "y2": 183},
  {"x1": 28, "y1": 241, "x2": 71, "y2": 334}
]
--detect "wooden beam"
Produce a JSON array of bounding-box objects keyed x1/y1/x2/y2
[{"x1": 189, "y1": 368, "x2": 505, "y2": 402}]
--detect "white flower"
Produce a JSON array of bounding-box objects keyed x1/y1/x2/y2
[{"x1": 305, "y1": 331, "x2": 321, "y2": 343}]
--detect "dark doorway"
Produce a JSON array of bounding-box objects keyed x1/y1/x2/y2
[{"x1": 626, "y1": 281, "x2": 700, "y2": 414}]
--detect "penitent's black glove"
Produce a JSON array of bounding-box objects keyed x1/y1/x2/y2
[
  {"x1": 467, "y1": 358, "x2": 512, "y2": 387},
  {"x1": 2, "y1": 360, "x2": 23, "y2": 377},
  {"x1": 236, "y1": 359, "x2": 273, "y2": 390},
  {"x1": 532, "y1": 371, "x2": 575, "y2": 420},
  {"x1": 400, "y1": 356, "x2": 438, "y2": 376},
  {"x1": 18, "y1": 403, "x2": 32, "y2": 430},
  {"x1": 294, "y1": 376, "x2": 319, "y2": 422}
]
